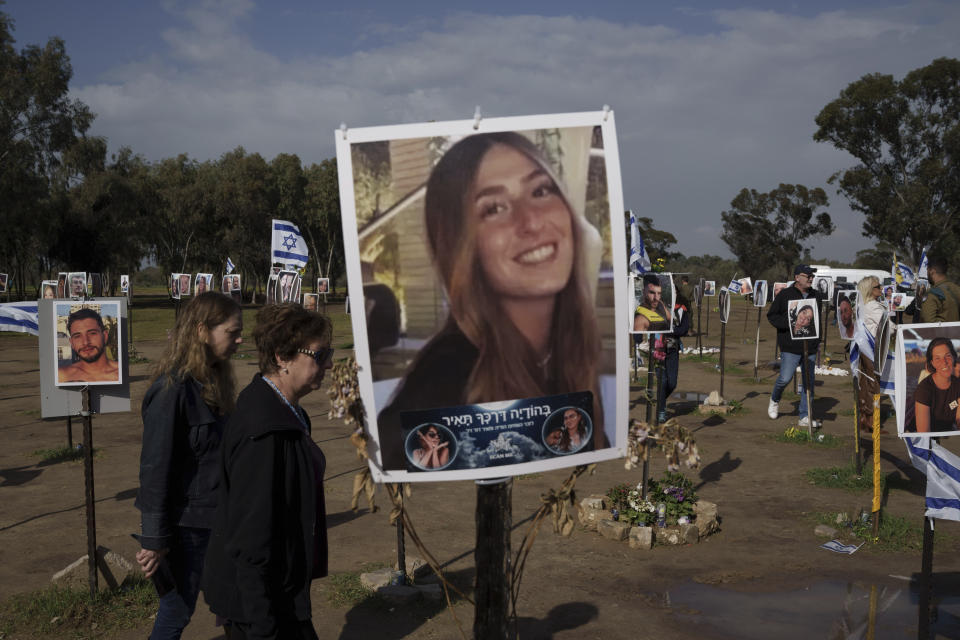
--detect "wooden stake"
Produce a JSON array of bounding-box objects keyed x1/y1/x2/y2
[
  {"x1": 871, "y1": 394, "x2": 881, "y2": 538},
  {"x1": 802, "y1": 341, "x2": 814, "y2": 437},
  {"x1": 474, "y1": 479, "x2": 511, "y2": 640},
  {"x1": 919, "y1": 515, "x2": 935, "y2": 639},
  {"x1": 853, "y1": 374, "x2": 862, "y2": 476},
  {"x1": 753, "y1": 308, "x2": 761, "y2": 382},
  {"x1": 720, "y1": 319, "x2": 726, "y2": 399},
  {"x1": 81, "y1": 388, "x2": 98, "y2": 598}
]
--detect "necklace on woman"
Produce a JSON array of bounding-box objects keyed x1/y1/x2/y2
[{"x1": 262, "y1": 374, "x2": 309, "y2": 432}]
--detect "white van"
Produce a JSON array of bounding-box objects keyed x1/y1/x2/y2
[{"x1": 809, "y1": 265, "x2": 891, "y2": 287}]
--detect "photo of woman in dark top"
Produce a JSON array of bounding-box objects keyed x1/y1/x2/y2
[
  {"x1": 376, "y1": 131, "x2": 605, "y2": 470},
  {"x1": 914, "y1": 337, "x2": 960, "y2": 433}
]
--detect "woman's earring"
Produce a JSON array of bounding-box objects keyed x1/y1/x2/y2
[{"x1": 283, "y1": 367, "x2": 289, "y2": 374}]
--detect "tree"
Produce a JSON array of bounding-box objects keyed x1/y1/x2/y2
[
  {"x1": 0, "y1": 6, "x2": 97, "y2": 295},
  {"x1": 721, "y1": 184, "x2": 834, "y2": 279},
  {"x1": 814, "y1": 57, "x2": 960, "y2": 266},
  {"x1": 302, "y1": 159, "x2": 344, "y2": 289}
]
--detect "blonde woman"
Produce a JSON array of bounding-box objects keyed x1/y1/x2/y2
[
  {"x1": 856, "y1": 276, "x2": 887, "y2": 433},
  {"x1": 378, "y1": 132, "x2": 604, "y2": 469}
]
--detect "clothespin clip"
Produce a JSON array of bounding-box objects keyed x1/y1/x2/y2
[
  {"x1": 340, "y1": 122, "x2": 348, "y2": 140},
  {"x1": 472, "y1": 105, "x2": 482, "y2": 130},
  {"x1": 602, "y1": 105, "x2": 611, "y2": 121}
]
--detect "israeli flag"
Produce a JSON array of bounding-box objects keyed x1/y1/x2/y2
[
  {"x1": 905, "y1": 436, "x2": 960, "y2": 522},
  {"x1": 849, "y1": 316, "x2": 874, "y2": 380},
  {"x1": 891, "y1": 254, "x2": 915, "y2": 287},
  {"x1": 917, "y1": 246, "x2": 930, "y2": 281},
  {"x1": 225, "y1": 257, "x2": 235, "y2": 275},
  {"x1": 0, "y1": 301, "x2": 39, "y2": 336},
  {"x1": 628, "y1": 211, "x2": 651, "y2": 275},
  {"x1": 271, "y1": 219, "x2": 309, "y2": 269},
  {"x1": 727, "y1": 279, "x2": 742, "y2": 294}
]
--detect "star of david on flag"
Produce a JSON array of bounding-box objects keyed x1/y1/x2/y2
[{"x1": 271, "y1": 219, "x2": 309, "y2": 269}]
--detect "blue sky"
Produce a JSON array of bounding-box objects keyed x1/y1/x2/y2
[{"x1": 6, "y1": 0, "x2": 959, "y2": 262}]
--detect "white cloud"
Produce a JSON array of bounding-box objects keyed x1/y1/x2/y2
[{"x1": 72, "y1": 2, "x2": 960, "y2": 261}]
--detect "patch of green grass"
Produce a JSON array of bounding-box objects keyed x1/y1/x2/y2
[
  {"x1": 324, "y1": 566, "x2": 387, "y2": 608},
  {"x1": 781, "y1": 391, "x2": 800, "y2": 401},
  {"x1": 723, "y1": 364, "x2": 745, "y2": 375},
  {"x1": 770, "y1": 427, "x2": 844, "y2": 448},
  {"x1": 30, "y1": 445, "x2": 96, "y2": 463},
  {"x1": 0, "y1": 576, "x2": 156, "y2": 638},
  {"x1": 806, "y1": 462, "x2": 878, "y2": 492},
  {"x1": 337, "y1": 341, "x2": 354, "y2": 350},
  {"x1": 812, "y1": 511, "x2": 927, "y2": 552},
  {"x1": 16, "y1": 408, "x2": 40, "y2": 417},
  {"x1": 838, "y1": 408, "x2": 856, "y2": 417}
]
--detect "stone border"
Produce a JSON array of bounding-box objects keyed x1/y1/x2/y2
[{"x1": 577, "y1": 495, "x2": 720, "y2": 549}]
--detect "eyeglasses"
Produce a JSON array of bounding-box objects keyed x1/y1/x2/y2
[
  {"x1": 873, "y1": 285, "x2": 881, "y2": 290},
  {"x1": 298, "y1": 347, "x2": 333, "y2": 365},
  {"x1": 425, "y1": 431, "x2": 439, "y2": 439}
]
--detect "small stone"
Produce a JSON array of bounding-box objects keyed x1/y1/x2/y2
[
  {"x1": 655, "y1": 527, "x2": 683, "y2": 545},
  {"x1": 705, "y1": 391, "x2": 723, "y2": 406},
  {"x1": 598, "y1": 519, "x2": 631, "y2": 541},
  {"x1": 680, "y1": 523, "x2": 699, "y2": 545},
  {"x1": 580, "y1": 495, "x2": 607, "y2": 511},
  {"x1": 394, "y1": 555, "x2": 429, "y2": 578},
  {"x1": 815, "y1": 524, "x2": 839, "y2": 538},
  {"x1": 693, "y1": 500, "x2": 720, "y2": 537},
  {"x1": 377, "y1": 584, "x2": 421, "y2": 605},
  {"x1": 578, "y1": 503, "x2": 614, "y2": 531},
  {"x1": 628, "y1": 526, "x2": 653, "y2": 550},
  {"x1": 360, "y1": 568, "x2": 394, "y2": 590},
  {"x1": 51, "y1": 546, "x2": 137, "y2": 591}
]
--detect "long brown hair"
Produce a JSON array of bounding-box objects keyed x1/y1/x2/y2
[
  {"x1": 424, "y1": 132, "x2": 603, "y2": 423},
  {"x1": 154, "y1": 292, "x2": 241, "y2": 414}
]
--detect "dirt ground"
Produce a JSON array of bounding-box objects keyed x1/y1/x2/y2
[{"x1": 2, "y1": 297, "x2": 959, "y2": 639}]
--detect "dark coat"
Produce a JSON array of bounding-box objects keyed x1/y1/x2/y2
[
  {"x1": 202, "y1": 374, "x2": 327, "y2": 639},
  {"x1": 136, "y1": 374, "x2": 225, "y2": 550},
  {"x1": 767, "y1": 284, "x2": 823, "y2": 355}
]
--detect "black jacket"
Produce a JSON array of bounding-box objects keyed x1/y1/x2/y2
[
  {"x1": 202, "y1": 374, "x2": 327, "y2": 639},
  {"x1": 136, "y1": 374, "x2": 225, "y2": 550},
  {"x1": 767, "y1": 284, "x2": 823, "y2": 355}
]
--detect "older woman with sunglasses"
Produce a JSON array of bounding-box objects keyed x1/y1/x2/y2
[{"x1": 203, "y1": 304, "x2": 333, "y2": 640}]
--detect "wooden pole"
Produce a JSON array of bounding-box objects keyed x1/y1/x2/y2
[
  {"x1": 654, "y1": 353, "x2": 663, "y2": 425},
  {"x1": 66, "y1": 416, "x2": 73, "y2": 449},
  {"x1": 802, "y1": 341, "x2": 815, "y2": 437},
  {"x1": 853, "y1": 375, "x2": 862, "y2": 475},
  {"x1": 719, "y1": 320, "x2": 726, "y2": 399},
  {"x1": 867, "y1": 583, "x2": 879, "y2": 640},
  {"x1": 705, "y1": 300, "x2": 710, "y2": 337},
  {"x1": 753, "y1": 308, "x2": 761, "y2": 382},
  {"x1": 645, "y1": 343, "x2": 655, "y2": 424},
  {"x1": 820, "y1": 301, "x2": 828, "y2": 367},
  {"x1": 396, "y1": 489, "x2": 407, "y2": 585},
  {"x1": 474, "y1": 478, "x2": 511, "y2": 640},
  {"x1": 81, "y1": 388, "x2": 98, "y2": 598},
  {"x1": 697, "y1": 301, "x2": 703, "y2": 358},
  {"x1": 871, "y1": 394, "x2": 881, "y2": 538}
]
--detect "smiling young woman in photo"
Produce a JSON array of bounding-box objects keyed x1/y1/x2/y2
[{"x1": 377, "y1": 132, "x2": 604, "y2": 470}]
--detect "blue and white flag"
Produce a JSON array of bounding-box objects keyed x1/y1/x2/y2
[
  {"x1": 917, "y1": 246, "x2": 930, "y2": 281},
  {"x1": 271, "y1": 219, "x2": 309, "y2": 269},
  {"x1": 0, "y1": 301, "x2": 39, "y2": 336},
  {"x1": 891, "y1": 253, "x2": 915, "y2": 287},
  {"x1": 225, "y1": 257, "x2": 235, "y2": 275},
  {"x1": 727, "y1": 279, "x2": 742, "y2": 294},
  {"x1": 850, "y1": 314, "x2": 896, "y2": 397},
  {"x1": 905, "y1": 436, "x2": 960, "y2": 522},
  {"x1": 628, "y1": 211, "x2": 651, "y2": 275}
]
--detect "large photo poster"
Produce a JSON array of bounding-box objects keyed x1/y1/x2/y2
[
  {"x1": 630, "y1": 272, "x2": 674, "y2": 334},
  {"x1": 896, "y1": 322, "x2": 960, "y2": 438},
  {"x1": 53, "y1": 301, "x2": 123, "y2": 386},
  {"x1": 336, "y1": 111, "x2": 628, "y2": 482}
]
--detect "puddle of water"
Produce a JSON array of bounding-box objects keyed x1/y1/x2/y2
[{"x1": 666, "y1": 579, "x2": 960, "y2": 639}]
